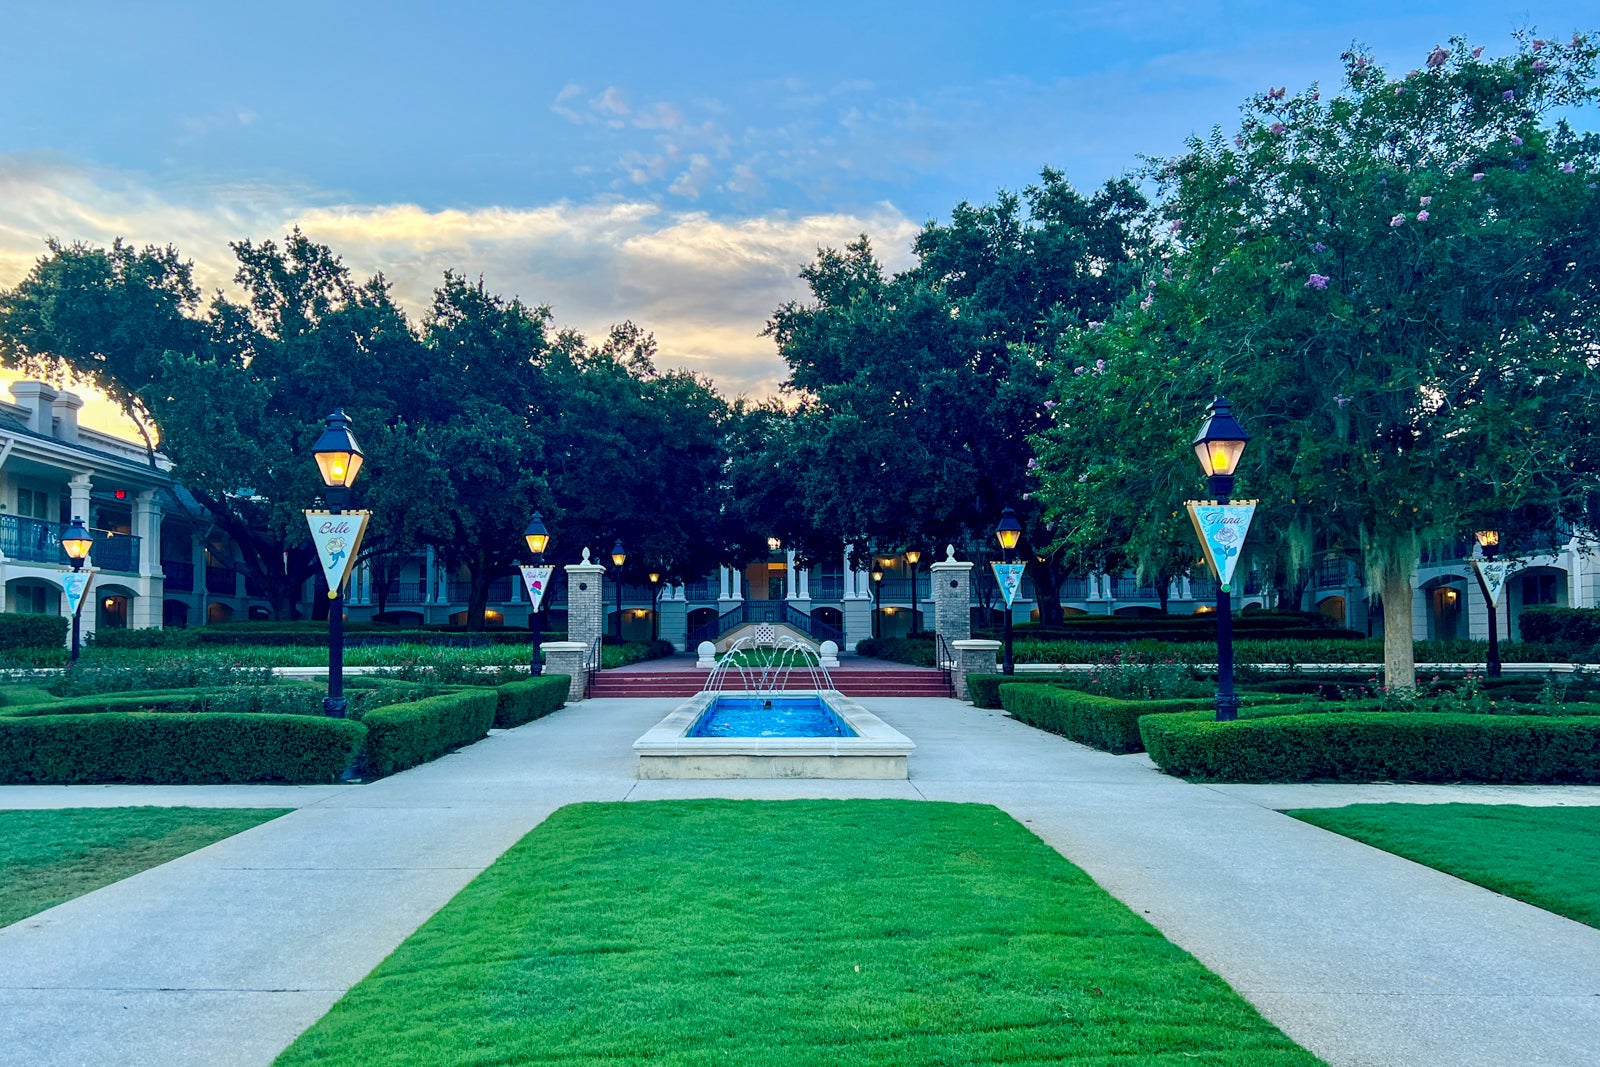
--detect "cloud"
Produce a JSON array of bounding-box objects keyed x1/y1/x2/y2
[{"x1": 0, "y1": 158, "x2": 919, "y2": 413}]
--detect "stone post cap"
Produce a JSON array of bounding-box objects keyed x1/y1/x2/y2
[
  {"x1": 540, "y1": 641, "x2": 587, "y2": 652},
  {"x1": 951, "y1": 639, "x2": 1002, "y2": 651},
  {"x1": 929, "y1": 544, "x2": 972, "y2": 571},
  {"x1": 565, "y1": 547, "x2": 605, "y2": 573}
]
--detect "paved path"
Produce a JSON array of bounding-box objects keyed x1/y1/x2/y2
[{"x1": 1, "y1": 697, "x2": 1598, "y2": 1067}]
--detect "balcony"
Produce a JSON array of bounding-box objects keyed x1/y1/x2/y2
[
  {"x1": 379, "y1": 581, "x2": 429, "y2": 605},
  {"x1": 446, "y1": 578, "x2": 515, "y2": 603},
  {"x1": 1111, "y1": 577, "x2": 1161, "y2": 599},
  {"x1": 0, "y1": 515, "x2": 141, "y2": 573},
  {"x1": 205, "y1": 566, "x2": 238, "y2": 595},
  {"x1": 163, "y1": 560, "x2": 195, "y2": 592},
  {"x1": 1315, "y1": 559, "x2": 1348, "y2": 588},
  {"x1": 1060, "y1": 577, "x2": 1089, "y2": 599},
  {"x1": 811, "y1": 576, "x2": 845, "y2": 600},
  {"x1": 682, "y1": 580, "x2": 717, "y2": 601},
  {"x1": 1189, "y1": 577, "x2": 1218, "y2": 599}
]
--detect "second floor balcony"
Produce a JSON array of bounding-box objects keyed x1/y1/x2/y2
[{"x1": 0, "y1": 515, "x2": 141, "y2": 573}]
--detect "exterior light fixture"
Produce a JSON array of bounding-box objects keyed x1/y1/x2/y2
[
  {"x1": 1192, "y1": 395, "x2": 1251, "y2": 499},
  {"x1": 312, "y1": 409, "x2": 364, "y2": 493},
  {"x1": 1474, "y1": 529, "x2": 1504, "y2": 677},
  {"x1": 525, "y1": 512, "x2": 553, "y2": 676},
  {"x1": 610, "y1": 539, "x2": 627, "y2": 643},
  {"x1": 524, "y1": 512, "x2": 550, "y2": 557},
  {"x1": 59, "y1": 516, "x2": 95, "y2": 664}
]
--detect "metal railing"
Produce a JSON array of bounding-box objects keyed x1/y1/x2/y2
[
  {"x1": 1315, "y1": 559, "x2": 1348, "y2": 588},
  {"x1": 684, "y1": 600, "x2": 845, "y2": 648},
  {"x1": 162, "y1": 560, "x2": 195, "y2": 591},
  {"x1": 205, "y1": 566, "x2": 238, "y2": 595},
  {"x1": 0, "y1": 515, "x2": 140, "y2": 572},
  {"x1": 936, "y1": 633, "x2": 957, "y2": 697},
  {"x1": 682, "y1": 580, "x2": 717, "y2": 601},
  {"x1": 1111, "y1": 577, "x2": 1160, "y2": 599},
  {"x1": 811, "y1": 576, "x2": 845, "y2": 600},
  {"x1": 1060, "y1": 577, "x2": 1090, "y2": 598},
  {"x1": 586, "y1": 636, "x2": 603, "y2": 692}
]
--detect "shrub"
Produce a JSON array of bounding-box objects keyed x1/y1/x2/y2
[
  {"x1": 491, "y1": 676, "x2": 569, "y2": 729},
  {"x1": 1000, "y1": 685, "x2": 1216, "y2": 753},
  {"x1": 47, "y1": 662, "x2": 274, "y2": 697},
  {"x1": 359, "y1": 688, "x2": 497, "y2": 777},
  {"x1": 967, "y1": 674, "x2": 1087, "y2": 709},
  {"x1": 1139, "y1": 710, "x2": 1600, "y2": 783},
  {"x1": 1517, "y1": 607, "x2": 1600, "y2": 646},
  {"x1": 0, "y1": 712, "x2": 364, "y2": 784},
  {"x1": 0, "y1": 613, "x2": 68, "y2": 652},
  {"x1": 855, "y1": 636, "x2": 937, "y2": 666}
]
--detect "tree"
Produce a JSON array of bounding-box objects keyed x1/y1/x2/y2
[{"x1": 1038, "y1": 32, "x2": 1600, "y2": 689}]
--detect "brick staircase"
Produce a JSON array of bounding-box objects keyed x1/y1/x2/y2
[{"x1": 586, "y1": 667, "x2": 951, "y2": 699}]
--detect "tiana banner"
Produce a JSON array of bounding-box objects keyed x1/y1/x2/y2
[
  {"x1": 992, "y1": 562, "x2": 1027, "y2": 608},
  {"x1": 520, "y1": 565, "x2": 554, "y2": 611},
  {"x1": 1474, "y1": 559, "x2": 1513, "y2": 607},
  {"x1": 62, "y1": 569, "x2": 95, "y2": 618},
  {"x1": 305, "y1": 510, "x2": 371, "y2": 597},
  {"x1": 1187, "y1": 501, "x2": 1257, "y2": 590}
]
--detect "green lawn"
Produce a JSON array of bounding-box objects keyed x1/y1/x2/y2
[
  {"x1": 1287, "y1": 803, "x2": 1600, "y2": 929},
  {"x1": 277, "y1": 800, "x2": 1322, "y2": 1066},
  {"x1": 0, "y1": 806, "x2": 289, "y2": 927}
]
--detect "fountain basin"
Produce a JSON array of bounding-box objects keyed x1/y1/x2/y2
[{"x1": 634, "y1": 689, "x2": 914, "y2": 779}]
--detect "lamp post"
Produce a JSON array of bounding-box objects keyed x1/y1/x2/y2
[
  {"x1": 59, "y1": 517, "x2": 94, "y2": 663},
  {"x1": 994, "y1": 507, "x2": 1022, "y2": 675},
  {"x1": 1193, "y1": 396, "x2": 1251, "y2": 721},
  {"x1": 312, "y1": 409, "x2": 364, "y2": 717},
  {"x1": 1474, "y1": 529, "x2": 1503, "y2": 679},
  {"x1": 905, "y1": 549, "x2": 922, "y2": 635},
  {"x1": 648, "y1": 571, "x2": 661, "y2": 641},
  {"x1": 871, "y1": 565, "x2": 884, "y2": 638},
  {"x1": 524, "y1": 512, "x2": 550, "y2": 677},
  {"x1": 610, "y1": 539, "x2": 627, "y2": 644}
]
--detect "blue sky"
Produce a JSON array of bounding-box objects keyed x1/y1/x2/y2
[{"x1": 1, "y1": 1, "x2": 1595, "y2": 420}]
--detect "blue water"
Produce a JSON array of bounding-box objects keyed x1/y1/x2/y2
[{"x1": 689, "y1": 695, "x2": 857, "y2": 738}]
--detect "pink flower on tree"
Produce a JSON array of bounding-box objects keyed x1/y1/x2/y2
[
  {"x1": 1473, "y1": 172, "x2": 1486, "y2": 181},
  {"x1": 1428, "y1": 46, "x2": 1449, "y2": 68},
  {"x1": 1027, "y1": 457, "x2": 1039, "y2": 470},
  {"x1": 1532, "y1": 39, "x2": 1545, "y2": 51},
  {"x1": 1419, "y1": 196, "x2": 1432, "y2": 206},
  {"x1": 1561, "y1": 162, "x2": 1577, "y2": 174},
  {"x1": 1270, "y1": 122, "x2": 1287, "y2": 134},
  {"x1": 1471, "y1": 45, "x2": 1485, "y2": 59},
  {"x1": 1503, "y1": 89, "x2": 1515, "y2": 101},
  {"x1": 1416, "y1": 210, "x2": 1430, "y2": 221},
  {"x1": 1094, "y1": 359, "x2": 1106, "y2": 373},
  {"x1": 1043, "y1": 399, "x2": 1056, "y2": 410},
  {"x1": 1306, "y1": 273, "x2": 1330, "y2": 289},
  {"x1": 1390, "y1": 214, "x2": 1406, "y2": 226},
  {"x1": 1532, "y1": 59, "x2": 1548, "y2": 72},
  {"x1": 1394, "y1": 86, "x2": 1406, "y2": 95},
  {"x1": 1511, "y1": 134, "x2": 1524, "y2": 146}
]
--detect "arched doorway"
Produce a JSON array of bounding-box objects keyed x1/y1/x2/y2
[
  {"x1": 1317, "y1": 595, "x2": 1347, "y2": 627},
  {"x1": 1421, "y1": 576, "x2": 1467, "y2": 641}
]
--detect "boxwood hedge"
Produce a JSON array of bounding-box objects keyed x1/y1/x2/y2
[
  {"x1": 1139, "y1": 709, "x2": 1600, "y2": 783},
  {"x1": 998, "y1": 685, "x2": 1216, "y2": 754},
  {"x1": 0, "y1": 712, "x2": 364, "y2": 784},
  {"x1": 360, "y1": 688, "x2": 498, "y2": 777},
  {"x1": 491, "y1": 676, "x2": 569, "y2": 729},
  {"x1": 967, "y1": 674, "x2": 1089, "y2": 709}
]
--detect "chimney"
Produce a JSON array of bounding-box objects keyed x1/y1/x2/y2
[
  {"x1": 8, "y1": 381, "x2": 58, "y2": 435},
  {"x1": 52, "y1": 391, "x2": 84, "y2": 444}
]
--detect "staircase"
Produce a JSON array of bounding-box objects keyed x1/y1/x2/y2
[{"x1": 587, "y1": 666, "x2": 951, "y2": 699}]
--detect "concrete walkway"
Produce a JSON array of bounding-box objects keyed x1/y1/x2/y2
[{"x1": 0, "y1": 697, "x2": 1597, "y2": 1067}]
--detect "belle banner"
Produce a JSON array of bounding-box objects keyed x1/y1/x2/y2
[
  {"x1": 1187, "y1": 501, "x2": 1257, "y2": 590},
  {"x1": 992, "y1": 562, "x2": 1027, "y2": 609},
  {"x1": 520, "y1": 565, "x2": 554, "y2": 611},
  {"x1": 304, "y1": 510, "x2": 371, "y2": 596},
  {"x1": 62, "y1": 569, "x2": 95, "y2": 618},
  {"x1": 1474, "y1": 559, "x2": 1513, "y2": 607}
]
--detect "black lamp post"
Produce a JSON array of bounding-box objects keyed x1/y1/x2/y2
[
  {"x1": 59, "y1": 517, "x2": 94, "y2": 663},
  {"x1": 648, "y1": 571, "x2": 661, "y2": 641},
  {"x1": 1474, "y1": 529, "x2": 1503, "y2": 679},
  {"x1": 1193, "y1": 396, "x2": 1251, "y2": 721},
  {"x1": 524, "y1": 512, "x2": 550, "y2": 677},
  {"x1": 871, "y1": 565, "x2": 884, "y2": 638},
  {"x1": 905, "y1": 549, "x2": 922, "y2": 635},
  {"x1": 312, "y1": 409, "x2": 364, "y2": 717},
  {"x1": 994, "y1": 507, "x2": 1022, "y2": 675},
  {"x1": 610, "y1": 539, "x2": 627, "y2": 644}
]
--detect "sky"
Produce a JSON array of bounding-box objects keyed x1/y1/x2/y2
[{"x1": 1, "y1": 1, "x2": 1595, "y2": 437}]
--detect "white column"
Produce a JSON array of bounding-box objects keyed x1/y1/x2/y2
[
  {"x1": 798, "y1": 565, "x2": 811, "y2": 600},
  {"x1": 134, "y1": 491, "x2": 161, "y2": 578},
  {"x1": 68, "y1": 474, "x2": 92, "y2": 525}
]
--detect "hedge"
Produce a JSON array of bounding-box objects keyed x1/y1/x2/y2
[
  {"x1": 1139, "y1": 709, "x2": 1600, "y2": 783},
  {"x1": 5, "y1": 683, "x2": 428, "y2": 719},
  {"x1": 0, "y1": 712, "x2": 365, "y2": 784},
  {"x1": 359, "y1": 688, "x2": 498, "y2": 777},
  {"x1": 967, "y1": 674, "x2": 1090, "y2": 709},
  {"x1": 0, "y1": 613, "x2": 69, "y2": 651},
  {"x1": 1517, "y1": 607, "x2": 1600, "y2": 647},
  {"x1": 855, "y1": 636, "x2": 937, "y2": 666},
  {"x1": 91, "y1": 627, "x2": 547, "y2": 649},
  {"x1": 999, "y1": 685, "x2": 1215, "y2": 753},
  {"x1": 491, "y1": 676, "x2": 569, "y2": 729}
]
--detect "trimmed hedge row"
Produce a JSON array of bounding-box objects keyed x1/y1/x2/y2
[
  {"x1": 999, "y1": 685, "x2": 1215, "y2": 753},
  {"x1": 0, "y1": 712, "x2": 365, "y2": 783},
  {"x1": 492, "y1": 676, "x2": 569, "y2": 729},
  {"x1": 90, "y1": 626, "x2": 550, "y2": 649},
  {"x1": 1517, "y1": 607, "x2": 1600, "y2": 646},
  {"x1": 968, "y1": 674, "x2": 1089, "y2": 709},
  {"x1": 0, "y1": 613, "x2": 68, "y2": 651},
  {"x1": 360, "y1": 689, "x2": 498, "y2": 777},
  {"x1": 2, "y1": 684, "x2": 333, "y2": 718},
  {"x1": 1139, "y1": 710, "x2": 1600, "y2": 783}
]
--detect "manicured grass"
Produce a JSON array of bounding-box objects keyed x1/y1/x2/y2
[
  {"x1": 1287, "y1": 803, "x2": 1600, "y2": 929},
  {"x1": 277, "y1": 800, "x2": 1322, "y2": 1066},
  {"x1": 0, "y1": 806, "x2": 289, "y2": 927}
]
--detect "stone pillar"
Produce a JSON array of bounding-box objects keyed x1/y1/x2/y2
[
  {"x1": 930, "y1": 544, "x2": 972, "y2": 644},
  {"x1": 718, "y1": 564, "x2": 743, "y2": 614},
  {"x1": 797, "y1": 565, "x2": 811, "y2": 600},
  {"x1": 659, "y1": 586, "x2": 689, "y2": 651},
  {"x1": 565, "y1": 548, "x2": 606, "y2": 655},
  {"x1": 542, "y1": 641, "x2": 588, "y2": 701},
  {"x1": 68, "y1": 474, "x2": 93, "y2": 527},
  {"x1": 131, "y1": 490, "x2": 164, "y2": 629},
  {"x1": 950, "y1": 639, "x2": 1002, "y2": 700},
  {"x1": 842, "y1": 599, "x2": 873, "y2": 651}
]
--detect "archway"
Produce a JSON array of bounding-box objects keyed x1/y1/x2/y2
[
  {"x1": 1420, "y1": 576, "x2": 1468, "y2": 641},
  {"x1": 1317, "y1": 595, "x2": 1347, "y2": 627}
]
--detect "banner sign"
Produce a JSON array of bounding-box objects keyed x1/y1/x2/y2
[
  {"x1": 62, "y1": 568, "x2": 95, "y2": 618},
  {"x1": 305, "y1": 510, "x2": 371, "y2": 597},
  {"x1": 992, "y1": 562, "x2": 1027, "y2": 609},
  {"x1": 520, "y1": 565, "x2": 554, "y2": 611},
  {"x1": 1187, "y1": 501, "x2": 1257, "y2": 590},
  {"x1": 1474, "y1": 559, "x2": 1513, "y2": 607}
]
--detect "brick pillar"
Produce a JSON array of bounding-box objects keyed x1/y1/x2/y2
[
  {"x1": 565, "y1": 548, "x2": 606, "y2": 656},
  {"x1": 542, "y1": 641, "x2": 588, "y2": 701},
  {"x1": 950, "y1": 639, "x2": 1001, "y2": 700},
  {"x1": 930, "y1": 544, "x2": 972, "y2": 644}
]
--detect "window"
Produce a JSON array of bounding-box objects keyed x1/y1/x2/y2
[
  {"x1": 1524, "y1": 573, "x2": 1561, "y2": 606},
  {"x1": 15, "y1": 488, "x2": 48, "y2": 519},
  {"x1": 12, "y1": 584, "x2": 53, "y2": 614}
]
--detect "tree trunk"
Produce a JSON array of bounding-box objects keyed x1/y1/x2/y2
[
  {"x1": 1380, "y1": 565, "x2": 1416, "y2": 696},
  {"x1": 1031, "y1": 561, "x2": 1064, "y2": 627},
  {"x1": 466, "y1": 567, "x2": 493, "y2": 631}
]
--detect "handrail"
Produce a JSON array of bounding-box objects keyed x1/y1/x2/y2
[
  {"x1": 684, "y1": 600, "x2": 845, "y2": 647},
  {"x1": 936, "y1": 633, "x2": 957, "y2": 697},
  {"x1": 702, "y1": 634, "x2": 836, "y2": 698},
  {"x1": 585, "y1": 636, "x2": 603, "y2": 693}
]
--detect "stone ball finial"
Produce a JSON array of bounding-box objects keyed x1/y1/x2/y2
[
  {"x1": 945, "y1": 544, "x2": 957, "y2": 562},
  {"x1": 582, "y1": 547, "x2": 591, "y2": 563}
]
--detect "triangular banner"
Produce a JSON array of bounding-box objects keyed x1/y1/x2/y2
[
  {"x1": 305, "y1": 511, "x2": 371, "y2": 596},
  {"x1": 1474, "y1": 559, "x2": 1513, "y2": 607},
  {"x1": 62, "y1": 569, "x2": 95, "y2": 618},
  {"x1": 1187, "y1": 502, "x2": 1257, "y2": 590},
  {"x1": 992, "y1": 562, "x2": 1027, "y2": 609},
  {"x1": 520, "y1": 565, "x2": 554, "y2": 611}
]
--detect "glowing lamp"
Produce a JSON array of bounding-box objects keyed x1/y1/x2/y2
[
  {"x1": 312, "y1": 409, "x2": 364, "y2": 489},
  {"x1": 59, "y1": 517, "x2": 94, "y2": 566},
  {"x1": 1192, "y1": 396, "x2": 1250, "y2": 479},
  {"x1": 994, "y1": 507, "x2": 1022, "y2": 554},
  {"x1": 611, "y1": 539, "x2": 627, "y2": 569},
  {"x1": 523, "y1": 512, "x2": 550, "y2": 557}
]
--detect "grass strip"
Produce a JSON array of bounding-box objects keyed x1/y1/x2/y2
[
  {"x1": 0, "y1": 806, "x2": 289, "y2": 927},
  {"x1": 1287, "y1": 803, "x2": 1600, "y2": 929},
  {"x1": 277, "y1": 799, "x2": 1322, "y2": 1066}
]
